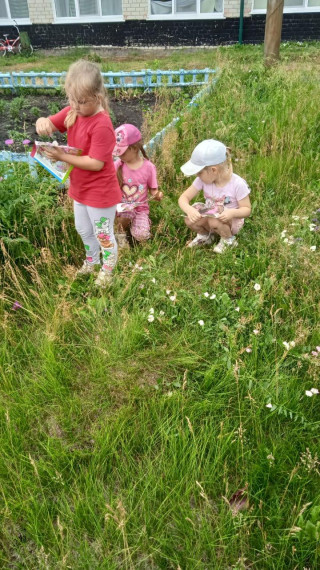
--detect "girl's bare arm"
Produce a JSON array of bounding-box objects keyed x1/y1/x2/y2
[{"x1": 178, "y1": 184, "x2": 202, "y2": 223}]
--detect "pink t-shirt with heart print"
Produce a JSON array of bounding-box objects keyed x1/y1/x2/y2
[{"x1": 114, "y1": 158, "x2": 158, "y2": 213}]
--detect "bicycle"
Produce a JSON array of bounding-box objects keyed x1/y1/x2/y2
[{"x1": 0, "y1": 20, "x2": 33, "y2": 57}]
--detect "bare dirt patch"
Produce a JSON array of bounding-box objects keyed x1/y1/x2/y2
[{"x1": 0, "y1": 92, "x2": 156, "y2": 152}]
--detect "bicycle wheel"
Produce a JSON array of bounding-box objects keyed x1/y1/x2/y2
[{"x1": 0, "y1": 41, "x2": 7, "y2": 57}]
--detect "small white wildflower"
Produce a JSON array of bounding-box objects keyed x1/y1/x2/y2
[
  {"x1": 309, "y1": 224, "x2": 316, "y2": 231},
  {"x1": 139, "y1": 283, "x2": 145, "y2": 290},
  {"x1": 310, "y1": 245, "x2": 317, "y2": 251},
  {"x1": 254, "y1": 283, "x2": 261, "y2": 291},
  {"x1": 159, "y1": 310, "x2": 165, "y2": 316},
  {"x1": 267, "y1": 453, "x2": 275, "y2": 464},
  {"x1": 292, "y1": 215, "x2": 300, "y2": 221},
  {"x1": 198, "y1": 320, "x2": 204, "y2": 326},
  {"x1": 166, "y1": 289, "x2": 171, "y2": 295},
  {"x1": 281, "y1": 230, "x2": 287, "y2": 238},
  {"x1": 151, "y1": 277, "x2": 156, "y2": 283},
  {"x1": 305, "y1": 390, "x2": 313, "y2": 397},
  {"x1": 235, "y1": 306, "x2": 240, "y2": 312},
  {"x1": 266, "y1": 403, "x2": 273, "y2": 409},
  {"x1": 317, "y1": 346, "x2": 320, "y2": 352},
  {"x1": 253, "y1": 329, "x2": 259, "y2": 335},
  {"x1": 245, "y1": 347, "x2": 252, "y2": 353},
  {"x1": 290, "y1": 341, "x2": 296, "y2": 348},
  {"x1": 149, "y1": 308, "x2": 154, "y2": 314},
  {"x1": 311, "y1": 388, "x2": 319, "y2": 395},
  {"x1": 203, "y1": 292, "x2": 209, "y2": 297},
  {"x1": 147, "y1": 314, "x2": 154, "y2": 323},
  {"x1": 283, "y1": 341, "x2": 290, "y2": 351},
  {"x1": 169, "y1": 295, "x2": 176, "y2": 302},
  {"x1": 283, "y1": 238, "x2": 289, "y2": 243},
  {"x1": 210, "y1": 293, "x2": 216, "y2": 299}
]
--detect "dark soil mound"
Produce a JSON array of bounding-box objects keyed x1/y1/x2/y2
[{"x1": 0, "y1": 93, "x2": 156, "y2": 152}]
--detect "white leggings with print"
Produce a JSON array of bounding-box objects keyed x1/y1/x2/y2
[{"x1": 74, "y1": 201, "x2": 118, "y2": 273}]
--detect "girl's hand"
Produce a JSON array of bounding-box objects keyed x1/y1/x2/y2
[
  {"x1": 36, "y1": 117, "x2": 55, "y2": 137},
  {"x1": 218, "y1": 209, "x2": 234, "y2": 223},
  {"x1": 186, "y1": 206, "x2": 202, "y2": 224},
  {"x1": 150, "y1": 189, "x2": 163, "y2": 201},
  {"x1": 42, "y1": 146, "x2": 65, "y2": 161}
]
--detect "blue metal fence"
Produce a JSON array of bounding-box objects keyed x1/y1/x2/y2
[{"x1": 0, "y1": 68, "x2": 216, "y2": 92}]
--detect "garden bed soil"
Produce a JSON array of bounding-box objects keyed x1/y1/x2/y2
[{"x1": 0, "y1": 93, "x2": 156, "y2": 152}]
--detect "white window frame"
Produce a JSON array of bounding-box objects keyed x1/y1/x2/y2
[
  {"x1": 251, "y1": 0, "x2": 320, "y2": 14},
  {"x1": 52, "y1": 0, "x2": 124, "y2": 23},
  {"x1": 0, "y1": 0, "x2": 31, "y2": 25},
  {"x1": 148, "y1": 0, "x2": 225, "y2": 20}
]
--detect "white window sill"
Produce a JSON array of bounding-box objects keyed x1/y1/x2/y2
[
  {"x1": 148, "y1": 13, "x2": 225, "y2": 20},
  {"x1": 0, "y1": 19, "x2": 31, "y2": 25},
  {"x1": 53, "y1": 16, "x2": 124, "y2": 24},
  {"x1": 251, "y1": 8, "x2": 320, "y2": 14}
]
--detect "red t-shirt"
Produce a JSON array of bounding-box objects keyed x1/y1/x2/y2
[{"x1": 49, "y1": 107, "x2": 122, "y2": 208}]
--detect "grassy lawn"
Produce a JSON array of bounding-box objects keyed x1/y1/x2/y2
[{"x1": 0, "y1": 43, "x2": 320, "y2": 568}]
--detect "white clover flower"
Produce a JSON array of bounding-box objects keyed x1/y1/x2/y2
[
  {"x1": 283, "y1": 341, "x2": 290, "y2": 350},
  {"x1": 198, "y1": 320, "x2": 204, "y2": 326},
  {"x1": 281, "y1": 230, "x2": 287, "y2": 238},
  {"x1": 290, "y1": 341, "x2": 296, "y2": 348},
  {"x1": 283, "y1": 238, "x2": 289, "y2": 243},
  {"x1": 169, "y1": 295, "x2": 176, "y2": 302},
  {"x1": 245, "y1": 347, "x2": 252, "y2": 353},
  {"x1": 266, "y1": 403, "x2": 273, "y2": 409},
  {"x1": 305, "y1": 390, "x2": 313, "y2": 397},
  {"x1": 311, "y1": 388, "x2": 319, "y2": 395},
  {"x1": 159, "y1": 310, "x2": 165, "y2": 316},
  {"x1": 310, "y1": 246, "x2": 317, "y2": 251},
  {"x1": 309, "y1": 224, "x2": 316, "y2": 231},
  {"x1": 210, "y1": 294, "x2": 216, "y2": 299},
  {"x1": 166, "y1": 289, "x2": 171, "y2": 295},
  {"x1": 147, "y1": 314, "x2": 154, "y2": 323},
  {"x1": 151, "y1": 277, "x2": 156, "y2": 283},
  {"x1": 253, "y1": 329, "x2": 259, "y2": 335},
  {"x1": 235, "y1": 307, "x2": 240, "y2": 312},
  {"x1": 149, "y1": 308, "x2": 154, "y2": 314},
  {"x1": 204, "y1": 292, "x2": 209, "y2": 298},
  {"x1": 254, "y1": 283, "x2": 261, "y2": 291}
]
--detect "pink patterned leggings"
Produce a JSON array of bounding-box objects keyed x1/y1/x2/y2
[{"x1": 117, "y1": 210, "x2": 151, "y2": 241}]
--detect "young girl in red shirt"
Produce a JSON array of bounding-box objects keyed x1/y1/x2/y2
[{"x1": 36, "y1": 59, "x2": 122, "y2": 287}]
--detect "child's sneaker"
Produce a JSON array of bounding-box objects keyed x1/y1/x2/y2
[
  {"x1": 76, "y1": 260, "x2": 97, "y2": 275},
  {"x1": 94, "y1": 269, "x2": 112, "y2": 287},
  {"x1": 213, "y1": 236, "x2": 238, "y2": 254},
  {"x1": 187, "y1": 233, "x2": 213, "y2": 248},
  {"x1": 116, "y1": 232, "x2": 130, "y2": 249}
]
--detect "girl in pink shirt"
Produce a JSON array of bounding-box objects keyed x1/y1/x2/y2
[
  {"x1": 178, "y1": 139, "x2": 251, "y2": 253},
  {"x1": 113, "y1": 124, "x2": 163, "y2": 248}
]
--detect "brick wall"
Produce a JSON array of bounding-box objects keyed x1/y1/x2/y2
[
  {"x1": 123, "y1": 0, "x2": 148, "y2": 20},
  {"x1": 28, "y1": 0, "x2": 54, "y2": 24},
  {"x1": 6, "y1": 13, "x2": 319, "y2": 49}
]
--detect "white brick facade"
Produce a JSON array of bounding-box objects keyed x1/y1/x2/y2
[{"x1": 23, "y1": 0, "x2": 254, "y2": 24}]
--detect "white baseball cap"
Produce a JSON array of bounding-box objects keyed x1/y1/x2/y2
[{"x1": 181, "y1": 139, "x2": 228, "y2": 176}]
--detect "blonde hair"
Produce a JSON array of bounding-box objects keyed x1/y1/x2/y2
[
  {"x1": 63, "y1": 60, "x2": 109, "y2": 128},
  {"x1": 116, "y1": 141, "x2": 149, "y2": 188}
]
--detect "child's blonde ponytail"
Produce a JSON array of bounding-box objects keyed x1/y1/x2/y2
[{"x1": 63, "y1": 59, "x2": 109, "y2": 128}]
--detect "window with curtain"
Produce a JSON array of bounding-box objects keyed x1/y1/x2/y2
[
  {"x1": 150, "y1": 0, "x2": 223, "y2": 15},
  {"x1": 54, "y1": 0, "x2": 122, "y2": 18},
  {"x1": 253, "y1": 0, "x2": 320, "y2": 9},
  {"x1": 0, "y1": 0, "x2": 29, "y2": 19}
]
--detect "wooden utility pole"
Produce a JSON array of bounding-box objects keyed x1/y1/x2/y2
[{"x1": 264, "y1": 0, "x2": 284, "y2": 66}]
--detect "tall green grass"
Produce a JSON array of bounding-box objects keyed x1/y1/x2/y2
[{"x1": 0, "y1": 45, "x2": 320, "y2": 568}]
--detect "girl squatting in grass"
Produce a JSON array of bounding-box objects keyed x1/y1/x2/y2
[
  {"x1": 36, "y1": 60, "x2": 122, "y2": 287},
  {"x1": 113, "y1": 124, "x2": 163, "y2": 248},
  {"x1": 178, "y1": 139, "x2": 251, "y2": 253}
]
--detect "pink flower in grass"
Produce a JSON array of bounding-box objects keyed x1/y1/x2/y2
[
  {"x1": 5, "y1": 139, "x2": 14, "y2": 146},
  {"x1": 22, "y1": 139, "x2": 31, "y2": 145},
  {"x1": 12, "y1": 301, "x2": 22, "y2": 310}
]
